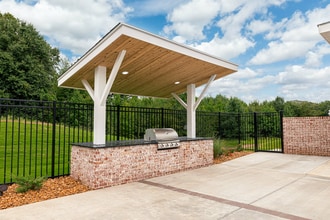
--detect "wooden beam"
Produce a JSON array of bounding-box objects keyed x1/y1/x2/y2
[{"x1": 100, "y1": 50, "x2": 126, "y2": 106}]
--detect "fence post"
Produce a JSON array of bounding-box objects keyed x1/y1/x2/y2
[
  {"x1": 218, "y1": 112, "x2": 221, "y2": 139},
  {"x1": 238, "y1": 113, "x2": 241, "y2": 144},
  {"x1": 51, "y1": 101, "x2": 56, "y2": 178},
  {"x1": 254, "y1": 112, "x2": 258, "y2": 152},
  {"x1": 280, "y1": 111, "x2": 284, "y2": 153},
  {"x1": 116, "y1": 105, "x2": 120, "y2": 141},
  {"x1": 161, "y1": 108, "x2": 164, "y2": 128}
]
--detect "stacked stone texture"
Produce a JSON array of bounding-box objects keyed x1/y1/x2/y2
[
  {"x1": 283, "y1": 117, "x2": 330, "y2": 156},
  {"x1": 71, "y1": 140, "x2": 213, "y2": 189}
]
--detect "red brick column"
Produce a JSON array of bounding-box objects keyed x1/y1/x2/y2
[
  {"x1": 70, "y1": 139, "x2": 213, "y2": 189},
  {"x1": 283, "y1": 117, "x2": 330, "y2": 156}
]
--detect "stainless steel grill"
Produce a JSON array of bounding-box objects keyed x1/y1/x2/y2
[{"x1": 144, "y1": 128, "x2": 180, "y2": 149}]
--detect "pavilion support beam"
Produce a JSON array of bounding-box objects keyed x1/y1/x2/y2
[
  {"x1": 93, "y1": 66, "x2": 107, "y2": 145},
  {"x1": 194, "y1": 74, "x2": 216, "y2": 110},
  {"x1": 100, "y1": 50, "x2": 126, "y2": 106},
  {"x1": 82, "y1": 79, "x2": 95, "y2": 101},
  {"x1": 172, "y1": 75, "x2": 216, "y2": 138},
  {"x1": 187, "y1": 84, "x2": 196, "y2": 138},
  {"x1": 81, "y1": 51, "x2": 126, "y2": 145}
]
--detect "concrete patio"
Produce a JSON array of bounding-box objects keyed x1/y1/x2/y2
[{"x1": 1, "y1": 152, "x2": 330, "y2": 220}]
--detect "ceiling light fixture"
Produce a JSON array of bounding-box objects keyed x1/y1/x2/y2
[
  {"x1": 122, "y1": 71, "x2": 129, "y2": 75},
  {"x1": 174, "y1": 81, "x2": 180, "y2": 85}
]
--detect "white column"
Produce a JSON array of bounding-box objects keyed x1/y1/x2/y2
[
  {"x1": 172, "y1": 75, "x2": 216, "y2": 139},
  {"x1": 187, "y1": 84, "x2": 196, "y2": 138},
  {"x1": 93, "y1": 66, "x2": 107, "y2": 145}
]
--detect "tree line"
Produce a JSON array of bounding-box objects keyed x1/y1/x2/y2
[{"x1": 1, "y1": 12, "x2": 330, "y2": 117}]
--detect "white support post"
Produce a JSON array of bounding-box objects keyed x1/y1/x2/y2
[
  {"x1": 93, "y1": 66, "x2": 107, "y2": 145},
  {"x1": 187, "y1": 84, "x2": 196, "y2": 138},
  {"x1": 173, "y1": 75, "x2": 216, "y2": 138},
  {"x1": 83, "y1": 51, "x2": 126, "y2": 145}
]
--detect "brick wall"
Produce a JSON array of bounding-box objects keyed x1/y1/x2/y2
[
  {"x1": 283, "y1": 117, "x2": 330, "y2": 156},
  {"x1": 71, "y1": 139, "x2": 213, "y2": 189}
]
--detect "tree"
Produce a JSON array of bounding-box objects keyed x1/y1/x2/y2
[
  {"x1": 225, "y1": 97, "x2": 247, "y2": 112},
  {"x1": 56, "y1": 57, "x2": 91, "y2": 103},
  {"x1": 0, "y1": 13, "x2": 60, "y2": 100},
  {"x1": 271, "y1": 96, "x2": 285, "y2": 112}
]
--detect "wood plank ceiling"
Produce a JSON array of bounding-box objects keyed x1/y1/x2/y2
[{"x1": 58, "y1": 23, "x2": 238, "y2": 98}]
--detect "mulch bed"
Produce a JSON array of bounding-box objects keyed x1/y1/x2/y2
[
  {"x1": 213, "y1": 151, "x2": 253, "y2": 164},
  {"x1": 0, "y1": 151, "x2": 252, "y2": 210},
  {"x1": 0, "y1": 176, "x2": 89, "y2": 210}
]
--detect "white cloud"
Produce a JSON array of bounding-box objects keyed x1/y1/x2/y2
[
  {"x1": 127, "y1": 0, "x2": 188, "y2": 17},
  {"x1": 246, "y1": 18, "x2": 274, "y2": 36},
  {"x1": 277, "y1": 65, "x2": 330, "y2": 85},
  {"x1": 192, "y1": 34, "x2": 255, "y2": 60},
  {"x1": 275, "y1": 65, "x2": 330, "y2": 101},
  {"x1": 0, "y1": 0, "x2": 132, "y2": 55},
  {"x1": 196, "y1": 67, "x2": 278, "y2": 103},
  {"x1": 164, "y1": 0, "x2": 293, "y2": 61},
  {"x1": 225, "y1": 67, "x2": 260, "y2": 79},
  {"x1": 250, "y1": 40, "x2": 313, "y2": 65},
  {"x1": 164, "y1": 0, "x2": 221, "y2": 42},
  {"x1": 249, "y1": 4, "x2": 330, "y2": 65}
]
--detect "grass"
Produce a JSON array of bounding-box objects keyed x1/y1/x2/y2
[
  {"x1": 0, "y1": 119, "x2": 82, "y2": 183},
  {"x1": 213, "y1": 139, "x2": 242, "y2": 158},
  {"x1": 213, "y1": 137, "x2": 282, "y2": 158},
  {"x1": 0, "y1": 118, "x2": 129, "y2": 184},
  {"x1": 1, "y1": 117, "x2": 283, "y2": 184}
]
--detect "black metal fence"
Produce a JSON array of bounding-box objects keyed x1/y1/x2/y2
[
  {"x1": 0, "y1": 99, "x2": 283, "y2": 184},
  {"x1": 197, "y1": 111, "x2": 283, "y2": 152}
]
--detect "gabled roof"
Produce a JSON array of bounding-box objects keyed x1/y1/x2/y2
[
  {"x1": 318, "y1": 21, "x2": 330, "y2": 44},
  {"x1": 58, "y1": 23, "x2": 238, "y2": 98}
]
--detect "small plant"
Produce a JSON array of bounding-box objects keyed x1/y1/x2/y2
[
  {"x1": 213, "y1": 139, "x2": 223, "y2": 158},
  {"x1": 214, "y1": 139, "x2": 245, "y2": 158},
  {"x1": 236, "y1": 144, "x2": 243, "y2": 152},
  {"x1": 14, "y1": 176, "x2": 47, "y2": 193}
]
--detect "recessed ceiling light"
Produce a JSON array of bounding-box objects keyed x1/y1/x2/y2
[
  {"x1": 122, "y1": 71, "x2": 129, "y2": 75},
  {"x1": 174, "y1": 81, "x2": 180, "y2": 85}
]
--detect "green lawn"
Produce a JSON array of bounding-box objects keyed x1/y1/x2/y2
[
  {"x1": 0, "y1": 118, "x2": 129, "y2": 184},
  {"x1": 0, "y1": 118, "x2": 95, "y2": 184},
  {"x1": 213, "y1": 137, "x2": 282, "y2": 158},
  {"x1": 240, "y1": 137, "x2": 282, "y2": 151}
]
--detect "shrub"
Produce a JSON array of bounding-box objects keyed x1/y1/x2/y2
[
  {"x1": 214, "y1": 139, "x2": 244, "y2": 158},
  {"x1": 14, "y1": 176, "x2": 47, "y2": 193},
  {"x1": 213, "y1": 139, "x2": 223, "y2": 158}
]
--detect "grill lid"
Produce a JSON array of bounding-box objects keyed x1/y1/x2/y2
[{"x1": 144, "y1": 128, "x2": 179, "y2": 142}]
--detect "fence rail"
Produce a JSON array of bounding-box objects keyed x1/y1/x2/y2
[{"x1": 0, "y1": 99, "x2": 282, "y2": 184}]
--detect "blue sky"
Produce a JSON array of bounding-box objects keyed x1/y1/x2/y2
[{"x1": 1, "y1": 0, "x2": 330, "y2": 103}]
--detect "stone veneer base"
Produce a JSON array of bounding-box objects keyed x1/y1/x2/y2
[
  {"x1": 283, "y1": 117, "x2": 330, "y2": 156},
  {"x1": 70, "y1": 139, "x2": 213, "y2": 189}
]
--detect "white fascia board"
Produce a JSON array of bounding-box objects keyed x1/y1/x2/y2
[
  {"x1": 318, "y1": 21, "x2": 330, "y2": 33},
  {"x1": 58, "y1": 24, "x2": 125, "y2": 87},
  {"x1": 318, "y1": 21, "x2": 330, "y2": 44},
  {"x1": 58, "y1": 23, "x2": 238, "y2": 87},
  {"x1": 121, "y1": 24, "x2": 238, "y2": 71}
]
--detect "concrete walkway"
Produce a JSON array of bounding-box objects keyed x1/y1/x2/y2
[{"x1": 1, "y1": 152, "x2": 330, "y2": 220}]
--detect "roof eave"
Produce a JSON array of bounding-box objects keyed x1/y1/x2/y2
[
  {"x1": 318, "y1": 21, "x2": 330, "y2": 44},
  {"x1": 58, "y1": 23, "x2": 238, "y2": 88}
]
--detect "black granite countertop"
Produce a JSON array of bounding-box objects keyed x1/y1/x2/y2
[{"x1": 73, "y1": 137, "x2": 212, "y2": 148}]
